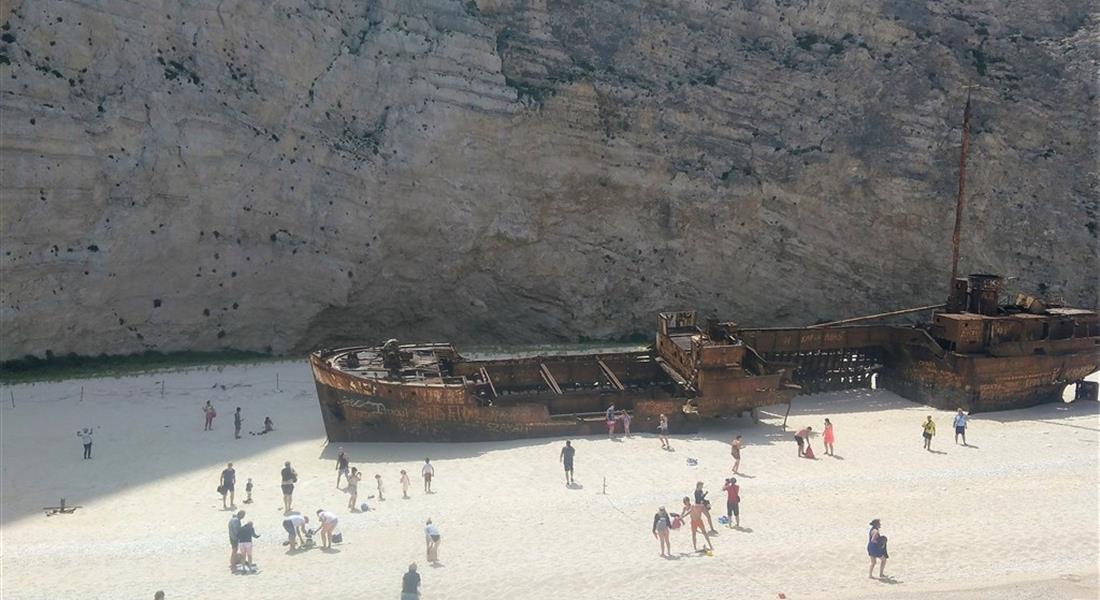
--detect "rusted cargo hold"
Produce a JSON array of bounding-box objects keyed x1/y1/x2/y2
[{"x1": 310, "y1": 314, "x2": 797, "y2": 442}]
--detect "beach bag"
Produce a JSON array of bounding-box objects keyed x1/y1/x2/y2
[
  {"x1": 332, "y1": 532, "x2": 343, "y2": 544},
  {"x1": 804, "y1": 446, "x2": 816, "y2": 459},
  {"x1": 360, "y1": 502, "x2": 369, "y2": 512},
  {"x1": 217, "y1": 485, "x2": 225, "y2": 495},
  {"x1": 670, "y1": 515, "x2": 683, "y2": 530}
]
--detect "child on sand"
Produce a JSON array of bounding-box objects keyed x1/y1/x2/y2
[
  {"x1": 652, "y1": 506, "x2": 672, "y2": 557},
  {"x1": 658, "y1": 414, "x2": 670, "y2": 450},
  {"x1": 425, "y1": 518, "x2": 441, "y2": 563},
  {"x1": 400, "y1": 469, "x2": 411, "y2": 499},
  {"x1": 619, "y1": 410, "x2": 632, "y2": 436},
  {"x1": 346, "y1": 468, "x2": 361, "y2": 510},
  {"x1": 422, "y1": 459, "x2": 434, "y2": 493},
  {"x1": 823, "y1": 419, "x2": 835, "y2": 456},
  {"x1": 922, "y1": 416, "x2": 936, "y2": 451},
  {"x1": 680, "y1": 497, "x2": 713, "y2": 552},
  {"x1": 722, "y1": 478, "x2": 740, "y2": 528},
  {"x1": 375, "y1": 474, "x2": 385, "y2": 501},
  {"x1": 730, "y1": 435, "x2": 742, "y2": 473},
  {"x1": 244, "y1": 478, "x2": 253, "y2": 504},
  {"x1": 794, "y1": 426, "x2": 812, "y2": 457}
]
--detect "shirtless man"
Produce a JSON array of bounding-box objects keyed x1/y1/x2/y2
[
  {"x1": 794, "y1": 426, "x2": 812, "y2": 457},
  {"x1": 560, "y1": 441, "x2": 576, "y2": 485},
  {"x1": 220, "y1": 463, "x2": 236, "y2": 509},
  {"x1": 730, "y1": 435, "x2": 743, "y2": 474},
  {"x1": 335, "y1": 447, "x2": 349, "y2": 488},
  {"x1": 680, "y1": 496, "x2": 713, "y2": 552}
]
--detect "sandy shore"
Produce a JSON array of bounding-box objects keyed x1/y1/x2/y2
[{"x1": 1, "y1": 362, "x2": 1097, "y2": 599}]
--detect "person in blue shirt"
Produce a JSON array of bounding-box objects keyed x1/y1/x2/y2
[{"x1": 953, "y1": 409, "x2": 969, "y2": 446}]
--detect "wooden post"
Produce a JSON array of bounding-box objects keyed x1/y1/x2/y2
[
  {"x1": 276, "y1": 372, "x2": 280, "y2": 392},
  {"x1": 9, "y1": 390, "x2": 14, "y2": 409},
  {"x1": 161, "y1": 381, "x2": 165, "y2": 398},
  {"x1": 80, "y1": 386, "x2": 84, "y2": 402}
]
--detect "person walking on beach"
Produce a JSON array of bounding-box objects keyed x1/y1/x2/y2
[
  {"x1": 335, "y1": 447, "x2": 349, "y2": 488},
  {"x1": 560, "y1": 440, "x2": 576, "y2": 485},
  {"x1": 346, "y1": 468, "x2": 361, "y2": 510},
  {"x1": 282, "y1": 514, "x2": 308, "y2": 551},
  {"x1": 722, "y1": 478, "x2": 740, "y2": 528},
  {"x1": 657, "y1": 413, "x2": 670, "y2": 450},
  {"x1": 823, "y1": 419, "x2": 836, "y2": 456},
  {"x1": 374, "y1": 474, "x2": 385, "y2": 501},
  {"x1": 730, "y1": 435, "x2": 743, "y2": 473},
  {"x1": 680, "y1": 496, "x2": 713, "y2": 552},
  {"x1": 425, "y1": 518, "x2": 441, "y2": 563},
  {"x1": 236, "y1": 520, "x2": 259, "y2": 571},
  {"x1": 652, "y1": 506, "x2": 672, "y2": 557},
  {"x1": 867, "y1": 518, "x2": 888, "y2": 578},
  {"x1": 693, "y1": 481, "x2": 717, "y2": 534},
  {"x1": 620, "y1": 410, "x2": 632, "y2": 436},
  {"x1": 315, "y1": 509, "x2": 339, "y2": 549},
  {"x1": 233, "y1": 407, "x2": 243, "y2": 440},
  {"x1": 953, "y1": 409, "x2": 968, "y2": 445},
  {"x1": 400, "y1": 469, "x2": 411, "y2": 499},
  {"x1": 422, "y1": 458, "x2": 434, "y2": 493},
  {"x1": 77, "y1": 428, "x2": 93, "y2": 459},
  {"x1": 203, "y1": 401, "x2": 216, "y2": 431},
  {"x1": 280, "y1": 462, "x2": 298, "y2": 513},
  {"x1": 220, "y1": 463, "x2": 237, "y2": 509},
  {"x1": 794, "y1": 426, "x2": 812, "y2": 457},
  {"x1": 605, "y1": 404, "x2": 617, "y2": 438},
  {"x1": 401, "y1": 563, "x2": 421, "y2": 600},
  {"x1": 228, "y1": 510, "x2": 244, "y2": 569},
  {"x1": 922, "y1": 416, "x2": 936, "y2": 451}
]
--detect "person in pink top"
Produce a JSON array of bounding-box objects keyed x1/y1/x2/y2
[{"x1": 822, "y1": 418, "x2": 835, "y2": 456}]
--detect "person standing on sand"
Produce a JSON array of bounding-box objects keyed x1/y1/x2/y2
[
  {"x1": 867, "y1": 518, "x2": 888, "y2": 578},
  {"x1": 401, "y1": 563, "x2": 421, "y2": 600},
  {"x1": 658, "y1": 414, "x2": 670, "y2": 450},
  {"x1": 236, "y1": 520, "x2": 259, "y2": 571},
  {"x1": 400, "y1": 469, "x2": 411, "y2": 499},
  {"x1": 244, "y1": 478, "x2": 254, "y2": 504},
  {"x1": 228, "y1": 510, "x2": 244, "y2": 568},
  {"x1": 680, "y1": 496, "x2": 713, "y2": 552},
  {"x1": 346, "y1": 468, "x2": 361, "y2": 510},
  {"x1": 620, "y1": 410, "x2": 632, "y2": 436},
  {"x1": 233, "y1": 407, "x2": 243, "y2": 440},
  {"x1": 335, "y1": 447, "x2": 350, "y2": 488},
  {"x1": 560, "y1": 440, "x2": 576, "y2": 485},
  {"x1": 282, "y1": 514, "x2": 308, "y2": 550},
  {"x1": 77, "y1": 428, "x2": 93, "y2": 459},
  {"x1": 315, "y1": 509, "x2": 339, "y2": 549},
  {"x1": 220, "y1": 463, "x2": 236, "y2": 509},
  {"x1": 425, "y1": 518, "x2": 441, "y2": 563},
  {"x1": 794, "y1": 426, "x2": 812, "y2": 457},
  {"x1": 203, "y1": 401, "x2": 216, "y2": 431},
  {"x1": 922, "y1": 416, "x2": 936, "y2": 451},
  {"x1": 722, "y1": 478, "x2": 740, "y2": 528},
  {"x1": 823, "y1": 419, "x2": 835, "y2": 456},
  {"x1": 280, "y1": 461, "x2": 297, "y2": 513},
  {"x1": 374, "y1": 474, "x2": 385, "y2": 501},
  {"x1": 954, "y1": 409, "x2": 968, "y2": 445},
  {"x1": 730, "y1": 435, "x2": 743, "y2": 473},
  {"x1": 605, "y1": 404, "x2": 617, "y2": 438},
  {"x1": 693, "y1": 481, "x2": 717, "y2": 534},
  {"x1": 422, "y1": 458, "x2": 434, "y2": 493},
  {"x1": 652, "y1": 506, "x2": 672, "y2": 557}
]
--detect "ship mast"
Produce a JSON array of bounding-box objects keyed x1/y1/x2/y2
[{"x1": 948, "y1": 88, "x2": 974, "y2": 290}]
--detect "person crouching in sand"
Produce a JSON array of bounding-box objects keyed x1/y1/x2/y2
[
  {"x1": 680, "y1": 497, "x2": 713, "y2": 552},
  {"x1": 316, "y1": 509, "x2": 339, "y2": 549},
  {"x1": 425, "y1": 518, "x2": 441, "y2": 563},
  {"x1": 794, "y1": 426, "x2": 812, "y2": 457},
  {"x1": 282, "y1": 514, "x2": 308, "y2": 550},
  {"x1": 652, "y1": 506, "x2": 672, "y2": 557}
]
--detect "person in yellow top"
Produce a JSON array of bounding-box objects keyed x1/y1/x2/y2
[{"x1": 922, "y1": 416, "x2": 936, "y2": 451}]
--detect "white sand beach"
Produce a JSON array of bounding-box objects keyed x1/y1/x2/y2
[{"x1": 1, "y1": 362, "x2": 1097, "y2": 600}]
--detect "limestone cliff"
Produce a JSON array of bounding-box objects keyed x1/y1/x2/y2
[{"x1": 1, "y1": 0, "x2": 1097, "y2": 360}]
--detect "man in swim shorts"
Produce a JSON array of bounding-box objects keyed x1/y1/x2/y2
[
  {"x1": 282, "y1": 514, "x2": 308, "y2": 550},
  {"x1": 680, "y1": 496, "x2": 713, "y2": 552},
  {"x1": 281, "y1": 461, "x2": 297, "y2": 513},
  {"x1": 560, "y1": 440, "x2": 575, "y2": 485},
  {"x1": 794, "y1": 426, "x2": 812, "y2": 457},
  {"x1": 220, "y1": 463, "x2": 236, "y2": 509}
]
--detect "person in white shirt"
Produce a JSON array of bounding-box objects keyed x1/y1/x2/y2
[
  {"x1": 77, "y1": 428, "x2": 93, "y2": 459},
  {"x1": 953, "y1": 409, "x2": 969, "y2": 446},
  {"x1": 424, "y1": 518, "x2": 441, "y2": 563},
  {"x1": 421, "y1": 458, "x2": 434, "y2": 493},
  {"x1": 281, "y1": 514, "x2": 308, "y2": 550},
  {"x1": 315, "y1": 509, "x2": 339, "y2": 549}
]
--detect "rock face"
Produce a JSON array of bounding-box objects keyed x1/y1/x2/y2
[{"x1": 0, "y1": 0, "x2": 1097, "y2": 360}]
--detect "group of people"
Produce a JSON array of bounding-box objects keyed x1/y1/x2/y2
[
  {"x1": 923, "y1": 409, "x2": 970, "y2": 450},
  {"x1": 202, "y1": 401, "x2": 274, "y2": 437},
  {"x1": 791, "y1": 418, "x2": 836, "y2": 459},
  {"x1": 335, "y1": 448, "x2": 436, "y2": 510},
  {"x1": 604, "y1": 404, "x2": 634, "y2": 438}
]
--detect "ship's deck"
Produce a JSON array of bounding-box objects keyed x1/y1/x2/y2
[{"x1": 325, "y1": 344, "x2": 455, "y2": 384}]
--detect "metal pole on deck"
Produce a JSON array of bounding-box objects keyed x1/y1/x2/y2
[{"x1": 948, "y1": 88, "x2": 974, "y2": 290}]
